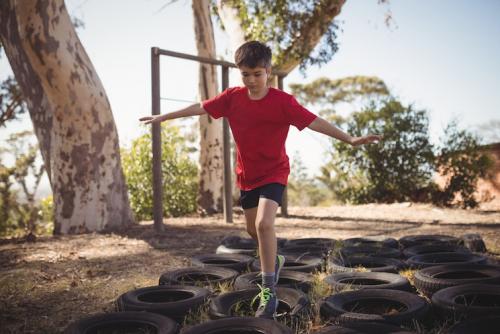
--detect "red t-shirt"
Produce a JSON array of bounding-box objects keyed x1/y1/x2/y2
[{"x1": 202, "y1": 87, "x2": 317, "y2": 191}]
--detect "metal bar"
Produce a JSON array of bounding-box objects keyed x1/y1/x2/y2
[
  {"x1": 157, "y1": 49, "x2": 237, "y2": 68},
  {"x1": 222, "y1": 66, "x2": 233, "y2": 223},
  {"x1": 151, "y1": 47, "x2": 164, "y2": 233},
  {"x1": 156, "y1": 48, "x2": 287, "y2": 77},
  {"x1": 278, "y1": 75, "x2": 288, "y2": 217},
  {"x1": 160, "y1": 97, "x2": 198, "y2": 104}
]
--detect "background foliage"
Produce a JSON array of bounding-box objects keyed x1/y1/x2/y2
[
  {"x1": 0, "y1": 131, "x2": 48, "y2": 237},
  {"x1": 293, "y1": 76, "x2": 493, "y2": 208},
  {"x1": 121, "y1": 124, "x2": 199, "y2": 221}
]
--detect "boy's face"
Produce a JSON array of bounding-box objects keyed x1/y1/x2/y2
[{"x1": 239, "y1": 65, "x2": 270, "y2": 94}]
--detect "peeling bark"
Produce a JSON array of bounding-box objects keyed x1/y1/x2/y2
[
  {"x1": 216, "y1": 0, "x2": 246, "y2": 54},
  {"x1": 215, "y1": 0, "x2": 253, "y2": 200},
  {"x1": 193, "y1": 0, "x2": 224, "y2": 213},
  {"x1": 1, "y1": 0, "x2": 134, "y2": 234}
]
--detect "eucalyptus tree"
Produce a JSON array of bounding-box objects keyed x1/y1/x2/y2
[
  {"x1": 0, "y1": 0, "x2": 134, "y2": 234},
  {"x1": 193, "y1": 0, "x2": 224, "y2": 214}
]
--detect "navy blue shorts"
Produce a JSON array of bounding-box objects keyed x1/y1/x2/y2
[{"x1": 239, "y1": 183, "x2": 286, "y2": 209}]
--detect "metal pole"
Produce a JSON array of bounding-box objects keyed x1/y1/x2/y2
[
  {"x1": 278, "y1": 75, "x2": 288, "y2": 217},
  {"x1": 222, "y1": 66, "x2": 233, "y2": 223},
  {"x1": 151, "y1": 47, "x2": 164, "y2": 232}
]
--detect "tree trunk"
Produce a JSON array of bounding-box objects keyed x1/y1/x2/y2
[
  {"x1": 192, "y1": 0, "x2": 224, "y2": 214},
  {"x1": 216, "y1": 0, "x2": 246, "y2": 56},
  {"x1": 216, "y1": 0, "x2": 264, "y2": 201},
  {"x1": 277, "y1": 0, "x2": 346, "y2": 74},
  {"x1": 0, "y1": 1, "x2": 53, "y2": 187},
  {"x1": 1, "y1": 0, "x2": 134, "y2": 234}
]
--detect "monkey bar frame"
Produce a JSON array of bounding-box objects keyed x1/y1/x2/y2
[{"x1": 151, "y1": 47, "x2": 287, "y2": 232}]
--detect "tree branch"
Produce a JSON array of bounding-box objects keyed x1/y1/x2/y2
[{"x1": 276, "y1": 0, "x2": 346, "y2": 74}]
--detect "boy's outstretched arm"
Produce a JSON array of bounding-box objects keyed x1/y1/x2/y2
[
  {"x1": 307, "y1": 117, "x2": 382, "y2": 146},
  {"x1": 139, "y1": 103, "x2": 206, "y2": 124}
]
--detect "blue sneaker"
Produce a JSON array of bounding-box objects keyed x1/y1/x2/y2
[
  {"x1": 275, "y1": 254, "x2": 285, "y2": 284},
  {"x1": 253, "y1": 285, "x2": 278, "y2": 319}
]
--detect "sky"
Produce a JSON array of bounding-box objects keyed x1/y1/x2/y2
[{"x1": 1, "y1": 0, "x2": 500, "y2": 196}]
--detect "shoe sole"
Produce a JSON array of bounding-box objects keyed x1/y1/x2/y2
[{"x1": 255, "y1": 294, "x2": 279, "y2": 319}]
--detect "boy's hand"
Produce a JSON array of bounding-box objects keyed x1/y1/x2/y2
[
  {"x1": 139, "y1": 115, "x2": 164, "y2": 125},
  {"x1": 350, "y1": 134, "x2": 382, "y2": 146}
]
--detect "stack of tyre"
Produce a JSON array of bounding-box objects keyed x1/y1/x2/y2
[
  {"x1": 63, "y1": 235, "x2": 317, "y2": 334},
  {"x1": 320, "y1": 234, "x2": 500, "y2": 333},
  {"x1": 64, "y1": 234, "x2": 500, "y2": 334}
]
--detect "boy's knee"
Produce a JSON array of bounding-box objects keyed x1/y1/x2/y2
[{"x1": 256, "y1": 218, "x2": 273, "y2": 233}]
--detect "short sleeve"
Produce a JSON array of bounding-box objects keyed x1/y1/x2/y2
[
  {"x1": 286, "y1": 95, "x2": 317, "y2": 131},
  {"x1": 202, "y1": 88, "x2": 235, "y2": 119}
]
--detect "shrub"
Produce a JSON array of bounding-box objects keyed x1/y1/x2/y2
[
  {"x1": 324, "y1": 100, "x2": 435, "y2": 204},
  {"x1": 0, "y1": 131, "x2": 46, "y2": 237},
  {"x1": 121, "y1": 124, "x2": 198, "y2": 220},
  {"x1": 37, "y1": 195, "x2": 54, "y2": 235}
]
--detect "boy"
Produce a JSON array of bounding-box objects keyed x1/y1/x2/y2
[{"x1": 140, "y1": 41, "x2": 381, "y2": 319}]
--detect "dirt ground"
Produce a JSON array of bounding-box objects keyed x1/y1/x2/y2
[{"x1": 1, "y1": 203, "x2": 499, "y2": 333}]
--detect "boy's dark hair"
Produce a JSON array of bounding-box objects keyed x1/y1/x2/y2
[{"x1": 235, "y1": 41, "x2": 272, "y2": 68}]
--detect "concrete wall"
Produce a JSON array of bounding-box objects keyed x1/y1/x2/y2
[{"x1": 476, "y1": 143, "x2": 500, "y2": 209}]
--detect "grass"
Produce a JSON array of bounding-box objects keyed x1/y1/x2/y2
[{"x1": 183, "y1": 300, "x2": 212, "y2": 328}]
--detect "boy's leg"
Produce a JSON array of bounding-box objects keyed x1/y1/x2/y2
[
  {"x1": 244, "y1": 207, "x2": 258, "y2": 241},
  {"x1": 255, "y1": 197, "x2": 279, "y2": 274},
  {"x1": 254, "y1": 197, "x2": 280, "y2": 319},
  {"x1": 240, "y1": 188, "x2": 259, "y2": 241}
]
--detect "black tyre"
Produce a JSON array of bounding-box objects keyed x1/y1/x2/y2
[
  {"x1": 461, "y1": 233, "x2": 488, "y2": 253},
  {"x1": 286, "y1": 238, "x2": 336, "y2": 248},
  {"x1": 431, "y1": 283, "x2": 500, "y2": 318},
  {"x1": 234, "y1": 270, "x2": 313, "y2": 292},
  {"x1": 181, "y1": 316, "x2": 293, "y2": 334},
  {"x1": 191, "y1": 253, "x2": 254, "y2": 273},
  {"x1": 216, "y1": 236, "x2": 257, "y2": 255},
  {"x1": 324, "y1": 272, "x2": 412, "y2": 292},
  {"x1": 313, "y1": 322, "x2": 416, "y2": 334},
  {"x1": 407, "y1": 252, "x2": 488, "y2": 269},
  {"x1": 251, "y1": 255, "x2": 323, "y2": 273},
  {"x1": 311, "y1": 325, "x2": 360, "y2": 334},
  {"x1": 216, "y1": 237, "x2": 286, "y2": 255},
  {"x1": 64, "y1": 311, "x2": 179, "y2": 334},
  {"x1": 209, "y1": 287, "x2": 309, "y2": 319},
  {"x1": 399, "y1": 234, "x2": 459, "y2": 248},
  {"x1": 488, "y1": 257, "x2": 500, "y2": 266},
  {"x1": 339, "y1": 245, "x2": 401, "y2": 259},
  {"x1": 279, "y1": 244, "x2": 329, "y2": 257},
  {"x1": 159, "y1": 266, "x2": 238, "y2": 287},
  {"x1": 343, "y1": 237, "x2": 399, "y2": 249},
  {"x1": 328, "y1": 256, "x2": 406, "y2": 274},
  {"x1": 402, "y1": 244, "x2": 471, "y2": 259},
  {"x1": 116, "y1": 285, "x2": 210, "y2": 323},
  {"x1": 449, "y1": 315, "x2": 500, "y2": 334},
  {"x1": 413, "y1": 264, "x2": 500, "y2": 297},
  {"x1": 320, "y1": 289, "x2": 429, "y2": 325}
]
